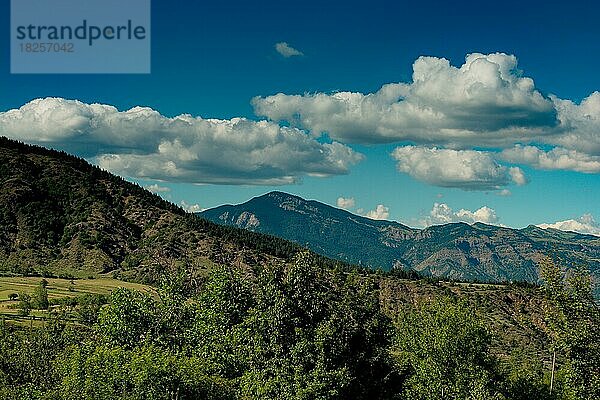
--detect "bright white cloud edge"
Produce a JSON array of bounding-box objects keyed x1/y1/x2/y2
[
  {"x1": 336, "y1": 196, "x2": 355, "y2": 210},
  {"x1": 180, "y1": 200, "x2": 204, "y2": 213},
  {"x1": 391, "y1": 146, "x2": 527, "y2": 190},
  {"x1": 537, "y1": 214, "x2": 600, "y2": 237},
  {"x1": 362, "y1": 204, "x2": 390, "y2": 220},
  {"x1": 419, "y1": 203, "x2": 499, "y2": 227},
  {"x1": 253, "y1": 52, "x2": 600, "y2": 174},
  {"x1": 145, "y1": 183, "x2": 171, "y2": 193},
  {"x1": 0, "y1": 97, "x2": 363, "y2": 185}
]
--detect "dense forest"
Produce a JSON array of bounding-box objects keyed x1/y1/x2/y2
[{"x1": 0, "y1": 253, "x2": 598, "y2": 400}]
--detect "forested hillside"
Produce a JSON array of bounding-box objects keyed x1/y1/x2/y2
[
  {"x1": 1, "y1": 254, "x2": 598, "y2": 399},
  {"x1": 0, "y1": 137, "x2": 348, "y2": 283}
]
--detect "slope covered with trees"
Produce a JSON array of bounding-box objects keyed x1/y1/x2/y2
[
  {"x1": 0, "y1": 137, "x2": 349, "y2": 283},
  {"x1": 0, "y1": 253, "x2": 597, "y2": 399}
]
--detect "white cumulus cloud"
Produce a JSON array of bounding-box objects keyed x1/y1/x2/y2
[
  {"x1": 508, "y1": 166, "x2": 528, "y2": 185},
  {"x1": 274, "y1": 42, "x2": 303, "y2": 58},
  {"x1": 537, "y1": 214, "x2": 600, "y2": 236},
  {"x1": 421, "y1": 203, "x2": 499, "y2": 227},
  {"x1": 253, "y1": 52, "x2": 556, "y2": 146},
  {"x1": 336, "y1": 196, "x2": 355, "y2": 210},
  {"x1": 501, "y1": 145, "x2": 600, "y2": 173},
  {"x1": 391, "y1": 146, "x2": 526, "y2": 190},
  {"x1": 363, "y1": 204, "x2": 390, "y2": 220},
  {"x1": 550, "y1": 92, "x2": 600, "y2": 156},
  {"x1": 180, "y1": 200, "x2": 203, "y2": 213},
  {"x1": 145, "y1": 184, "x2": 171, "y2": 193},
  {"x1": 252, "y1": 52, "x2": 600, "y2": 177},
  {"x1": 0, "y1": 98, "x2": 363, "y2": 185}
]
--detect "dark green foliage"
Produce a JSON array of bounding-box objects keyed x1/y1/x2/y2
[
  {"x1": 191, "y1": 266, "x2": 254, "y2": 377},
  {"x1": 0, "y1": 254, "x2": 400, "y2": 399},
  {"x1": 57, "y1": 344, "x2": 236, "y2": 400},
  {"x1": 31, "y1": 280, "x2": 49, "y2": 310},
  {"x1": 17, "y1": 292, "x2": 31, "y2": 316},
  {"x1": 0, "y1": 253, "x2": 596, "y2": 399},
  {"x1": 541, "y1": 260, "x2": 600, "y2": 400},
  {"x1": 501, "y1": 348, "x2": 553, "y2": 400},
  {"x1": 393, "y1": 298, "x2": 504, "y2": 399},
  {"x1": 95, "y1": 288, "x2": 157, "y2": 349},
  {"x1": 0, "y1": 318, "x2": 82, "y2": 398},
  {"x1": 234, "y1": 253, "x2": 400, "y2": 399},
  {"x1": 48, "y1": 293, "x2": 109, "y2": 326},
  {"x1": 76, "y1": 293, "x2": 108, "y2": 325}
]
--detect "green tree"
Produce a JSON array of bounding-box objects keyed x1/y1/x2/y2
[
  {"x1": 56, "y1": 344, "x2": 235, "y2": 400},
  {"x1": 191, "y1": 265, "x2": 253, "y2": 377},
  {"x1": 76, "y1": 293, "x2": 107, "y2": 325},
  {"x1": 236, "y1": 252, "x2": 400, "y2": 400},
  {"x1": 502, "y1": 348, "x2": 553, "y2": 400},
  {"x1": 0, "y1": 317, "x2": 80, "y2": 398},
  {"x1": 540, "y1": 259, "x2": 600, "y2": 400},
  {"x1": 95, "y1": 287, "x2": 157, "y2": 349},
  {"x1": 32, "y1": 280, "x2": 49, "y2": 310},
  {"x1": 17, "y1": 292, "x2": 31, "y2": 316},
  {"x1": 393, "y1": 298, "x2": 504, "y2": 400}
]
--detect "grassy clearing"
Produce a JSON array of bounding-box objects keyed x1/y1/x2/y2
[{"x1": 0, "y1": 276, "x2": 154, "y2": 316}]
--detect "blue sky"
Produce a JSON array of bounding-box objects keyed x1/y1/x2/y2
[{"x1": 2, "y1": 0, "x2": 600, "y2": 233}]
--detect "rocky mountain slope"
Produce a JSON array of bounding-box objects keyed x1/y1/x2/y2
[{"x1": 200, "y1": 191, "x2": 600, "y2": 285}]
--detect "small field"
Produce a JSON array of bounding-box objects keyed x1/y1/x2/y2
[{"x1": 0, "y1": 276, "x2": 154, "y2": 319}]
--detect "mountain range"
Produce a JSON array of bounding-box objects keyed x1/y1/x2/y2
[{"x1": 201, "y1": 191, "x2": 600, "y2": 286}]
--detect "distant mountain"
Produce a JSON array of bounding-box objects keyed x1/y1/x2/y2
[
  {"x1": 0, "y1": 138, "x2": 343, "y2": 283},
  {"x1": 200, "y1": 191, "x2": 600, "y2": 285}
]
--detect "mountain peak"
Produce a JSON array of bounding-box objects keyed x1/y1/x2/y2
[
  {"x1": 257, "y1": 191, "x2": 314, "y2": 205},
  {"x1": 201, "y1": 191, "x2": 600, "y2": 287}
]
